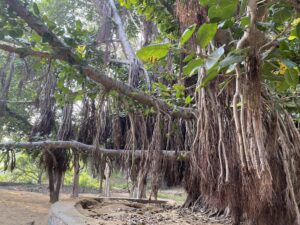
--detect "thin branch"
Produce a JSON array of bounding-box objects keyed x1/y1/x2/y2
[{"x1": 259, "y1": 24, "x2": 291, "y2": 54}]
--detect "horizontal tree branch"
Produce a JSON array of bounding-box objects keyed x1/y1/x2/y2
[
  {"x1": 0, "y1": 43, "x2": 62, "y2": 60},
  {"x1": 3, "y1": 0, "x2": 196, "y2": 119},
  {"x1": 0, "y1": 140, "x2": 190, "y2": 158},
  {"x1": 0, "y1": 99, "x2": 36, "y2": 104}
]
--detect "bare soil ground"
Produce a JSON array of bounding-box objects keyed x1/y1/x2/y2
[
  {"x1": 0, "y1": 189, "x2": 50, "y2": 225},
  {"x1": 0, "y1": 184, "x2": 230, "y2": 225}
]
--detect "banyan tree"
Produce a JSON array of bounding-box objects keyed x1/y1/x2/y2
[{"x1": 0, "y1": 0, "x2": 300, "y2": 224}]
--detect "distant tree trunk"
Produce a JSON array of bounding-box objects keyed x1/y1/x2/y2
[
  {"x1": 37, "y1": 169, "x2": 43, "y2": 185},
  {"x1": 72, "y1": 151, "x2": 80, "y2": 198},
  {"x1": 0, "y1": 53, "x2": 15, "y2": 117},
  {"x1": 99, "y1": 175, "x2": 103, "y2": 194}
]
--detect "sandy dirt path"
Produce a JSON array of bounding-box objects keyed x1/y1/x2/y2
[
  {"x1": 0, "y1": 190, "x2": 51, "y2": 225},
  {"x1": 0, "y1": 189, "x2": 51, "y2": 225}
]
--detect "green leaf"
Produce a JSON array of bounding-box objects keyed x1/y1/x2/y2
[
  {"x1": 33, "y1": 3, "x2": 40, "y2": 16},
  {"x1": 76, "y1": 20, "x2": 82, "y2": 31},
  {"x1": 263, "y1": 74, "x2": 284, "y2": 82},
  {"x1": 31, "y1": 31, "x2": 41, "y2": 43},
  {"x1": 208, "y1": 3, "x2": 237, "y2": 21},
  {"x1": 136, "y1": 43, "x2": 171, "y2": 62},
  {"x1": 241, "y1": 17, "x2": 250, "y2": 27},
  {"x1": 196, "y1": 23, "x2": 218, "y2": 48},
  {"x1": 183, "y1": 58, "x2": 204, "y2": 76},
  {"x1": 200, "y1": 64, "x2": 220, "y2": 88},
  {"x1": 8, "y1": 28, "x2": 23, "y2": 38},
  {"x1": 205, "y1": 46, "x2": 224, "y2": 70},
  {"x1": 173, "y1": 84, "x2": 185, "y2": 98},
  {"x1": 185, "y1": 95, "x2": 193, "y2": 105},
  {"x1": 276, "y1": 79, "x2": 290, "y2": 92},
  {"x1": 180, "y1": 24, "x2": 196, "y2": 47},
  {"x1": 183, "y1": 53, "x2": 195, "y2": 63},
  {"x1": 199, "y1": 0, "x2": 216, "y2": 6},
  {"x1": 173, "y1": 83, "x2": 185, "y2": 92},
  {"x1": 285, "y1": 68, "x2": 299, "y2": 89},
  {"x1": 220, "y1": 54, "x2": 244, "y2": 68},
  {"x1": 273, "y1": 8, "x2": 291, "y2": 24},
  {"x1": 281, "y1": 59, "x2": 297, "y2": 68},
  {"x1": 57, "y1": 78, "x2": 65, "y2": 89}
]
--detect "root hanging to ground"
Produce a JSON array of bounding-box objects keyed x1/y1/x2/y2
[
  {"x1": 185, "y1": 49, "x2": 300, "y2": 225},
  {"x1": 0, "y1": 53, "x2": 15, "y2": 117}
]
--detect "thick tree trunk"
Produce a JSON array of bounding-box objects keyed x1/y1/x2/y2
[
  {"x1": 137, "y1": 170, "x2": 147, "y2": 199},
  {"x1": 48, "y1": 168, "x2": 63, "y2": 203},
  {"x1": 48, "y1": 169, "x2": 57, "y2": 203}
]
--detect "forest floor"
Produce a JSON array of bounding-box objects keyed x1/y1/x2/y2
[{"x1": 0, "y1": 183, "x2": 230, "y2": 225}]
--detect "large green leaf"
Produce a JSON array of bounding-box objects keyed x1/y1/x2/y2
[
  {"x1": 273, "y1": 8, "x2": 292, "y2": 23},
  {"x1": 200, "y1": 64, "x2": 220, "y2": 88},
  {"x1": 199, "y1": 0, "x2": 216, "y2": 7},
  {"x1": 220, "y1": 54, "x2": 244, "y2": 68},
  {"x1": 8, "y1": 28, "x2": 23, "y2": 38},
  {"x1": 208, "y1": 2, "x2": 237, "y2": 21},
  {"x1": 183, "y1": 53, "x2": 195, "y2": 63},
  {"x1": 183, "y1": 58, "x2": 204, "y2": 76},
  {"x1": 136, "y1": 43, "x2": 171, "y2": 62},
  {"x1": 205, "y1": 46, "x2": 224, "y2": 70},
  {"x1": 285, "y1": 68, "x2": 299, "y2": 89},
  {"x1": 179, "y1": 24, "x2": 196, "y2": 47},
  {"x1": 196, "y1": 23, "x2": 218, "y2": 48},
  {"x1": 33, "y1": 3, "x2": 40, "y2": 16}
]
